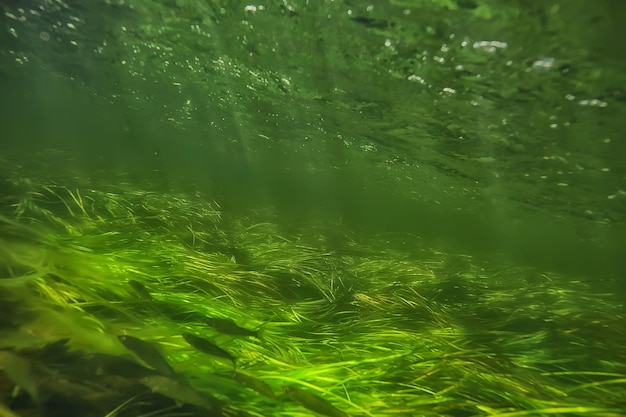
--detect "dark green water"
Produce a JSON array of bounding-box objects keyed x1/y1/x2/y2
[
  {"x1": 1, "y1": 2, "x2": 626, "y2": 416},
  {"x1": 1, "y1": 0, "x2": 625, "y2": 279}
]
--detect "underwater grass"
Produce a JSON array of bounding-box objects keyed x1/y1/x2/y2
[{"x1": 0, "y1": 157, "x2": 624, "y2": 416}]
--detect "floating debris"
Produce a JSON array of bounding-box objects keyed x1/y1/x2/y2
[
  {"x1": 283, "y1": 386, "x2": 349, "y2": 417},
  {"x1": 182, "y1": 333, "x2": 236, "y2": 368},
  {"x1": 140, "y1": 375, "x2": 221, "y2": 410},
  {"x1": 206, "y1": 317, "x2": 262, "y2": 340},
  {"x1": 117, "y1": 335, "x2": 175, "y2": 376},
  {"x1": 127, "y1": 280, "x2": 152, "y2": 301},
  {"x1": 232, "y1": 371, "x2": 277, "y2": 399}
]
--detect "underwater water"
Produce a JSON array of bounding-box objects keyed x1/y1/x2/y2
[{"x1": 0, "y1": 1, "x2": 624, "y2": 416}]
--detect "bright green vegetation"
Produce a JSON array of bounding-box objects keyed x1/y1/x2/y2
[{"x1": 0, "y1": 157, "x2": 623, "y2": 417}]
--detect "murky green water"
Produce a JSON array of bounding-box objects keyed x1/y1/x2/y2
[
  {"x1": 0, "y1": 1, "x2": 624, "y2": 416},
  {"x1": 2, "y1": 0, "x2": 625, "y2": 276}
]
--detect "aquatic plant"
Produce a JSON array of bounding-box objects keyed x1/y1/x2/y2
[{"x1": 0, "y1": 156, "x2": 624, "y2": 417}]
